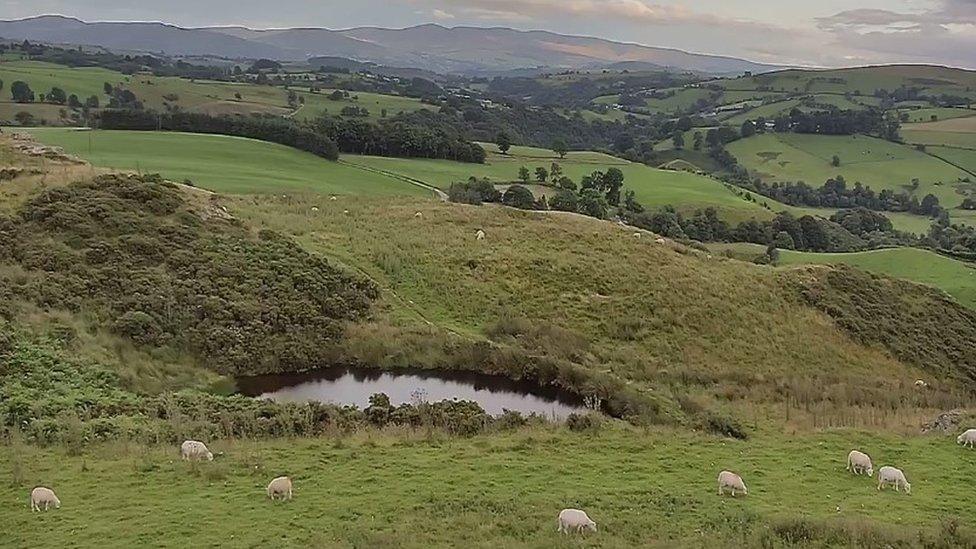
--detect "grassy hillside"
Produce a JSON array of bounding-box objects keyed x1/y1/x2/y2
[
  {"x1": 727, "y1": 133, "x2": 972, "y2": 207},
  {"x1": 14, "y1": 128, "x2": 428, "y2": 197},
  {"x1": 716, "y1": 65, "x2": 976, "y2": 98},
  {"x1": 344, "y1": 144, "x2": 774, "y2": 222},
  {"x1": 0, "y1": 59, "x2": 430, "y2": 124},
  {"x1": 779, "y1": 248, "x2": 976, "y2": 309},
  {"x1": 4, "y1": 426, "x2": 976, "y2": 548}
]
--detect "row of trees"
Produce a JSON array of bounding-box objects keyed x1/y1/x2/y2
[{"x1": 742, "y1": 176, "x2": 945, "y2": 218}]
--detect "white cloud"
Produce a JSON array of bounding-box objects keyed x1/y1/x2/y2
[{"x1": 431, "y1": 8, "x2": 455, "y2": 19}]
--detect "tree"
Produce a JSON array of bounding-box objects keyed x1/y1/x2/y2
[
  {"x1": 67, "y1": 94, "x2": 81, "y2": 109},
  {"x1": 11, "y1": 81, "x2": 33, "y2": 103},
  {"x1": 693, "y1": 131, "x2": 703, "y2": 151},
  {"x1": 577, "y1": 188, "x2": 609, "y2": 219},
  {"x1": 14, "y1": 111, "x2": 34, "y2": 126},
  {"x1": 552, "y1": 138, "x2": 568, "y2": 159},
  {"x1": 603, "y1": 167, "x2": 625, "y2": 206},
  {"x1": 920, "y1": 194, "x2": 941, "y2": 216},
  {"x1": 103, "y1": 82, "x2": 114, "y2": 95},
  {"x1": 831, "y1": 155, "x2": 841, "y2": 167},
  {"x1": 502, "y1": 185, "x2": 535, "y2": 209},
  {"x1": 518, "y1": 166, "x2": 531, "y2": 183},
  {"x1": 558, "y1": 176, "x2": 577, "y2": 191},
  {"x1": 85, "y1": 95, "x2": 99, "y2": 109},
  {"x1": 496, "y1": 132, "x2": 511, "y2": 154},
  {"x1": 534, "y1": 167, "x2": 549, "y2": 183},
  {"x1": 772, "y1": 231, "x2": 795, "y2": 250},
  {"x1": 550, "y1": 162, "x2": 563, "y2": 183},
  {"x1": 47, "y1": 87, "x2": 67, "y2": 105},
  {"x1": 549, "y1": 189, "x2": 578, "y2": 212},
  {"x1": 234, "y1": 92, "x2": 242, "y2": 100},
  {"x1": 672, "y1": 130, "x2": 685, "y2": 150},
  {"x1": 740, "y1": 120, "x2": 757, "y2": 138}
]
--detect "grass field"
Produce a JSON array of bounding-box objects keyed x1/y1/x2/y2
[
  {"x1": 3, "y1": 426, "x2": 974, "y2": 548},
  {"x1": 0, "y1": 59, "x2": 430, "y2": 124},
  {"x1": 779, "y1": 248, "x2": 976, "y2": 309},
  {"x1": 16, "y1": 128, "x2": 428, "y2": 197},
  {"x1": 344, "y1": 144, "x2": 773, "y2": 222},
  {"x1": 900, "y1": 108, "x2": 976, "y2": 124},
  {"x1": 593, "y1": 88, "x2": 712, "y2": 114},
  {"x1": 720, "y1": 100, "x2": 801, "y2": 125},
  {"x1": 727, "y1": 133, "x2": 972, "y2": 207},
  {"x1": 715, "y1": 66, "x2": 976, "y2": 98}
]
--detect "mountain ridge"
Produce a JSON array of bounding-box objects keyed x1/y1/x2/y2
[{"x1": 0, "y1": 14, "x2": 783, "y2": 75}]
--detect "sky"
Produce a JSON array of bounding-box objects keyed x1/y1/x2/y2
[{"x1": 2, "y1": 0, "x2": 975, "y2": 68}]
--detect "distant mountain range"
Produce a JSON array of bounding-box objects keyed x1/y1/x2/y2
[{"x1": 0, "y1": 15, "x2": 783, "y2": 76}]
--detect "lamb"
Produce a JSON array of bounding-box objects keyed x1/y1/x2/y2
[
  {"x1": 914, "y1": 379, "x2": 928, "y2": 388},
  {"x1": 414, "y1": 212, "x2": 423, "y2": 218},
  {"x1": 633, "y1": 232, "x2": 642, "y2": 239},
  {"x1": 957, "y1": 429, "x2": 976, "y2": 448},
  {"x1": 476, "y1": 229, "x2": 486, "y2": 241},
  {"x1": 557, "y1": 509, "x2": 597, "y2": 534},
  {"x1": 846, "y1": 450, "x2": 874, "y2": 476},
  {"x1": 877, "y1": 466, "x2": 911, "y2": 494},
  {"x1": 267, "y1": 476, "x2": 293, "y2": 501},
  {"x1": 30, "y1": 487, "x2": 61, "y2": 512},
  {"x1": 717, "y1": 470, "x2": 747, "y2": 497},
  {"x1": 180, "y1": 440, "x2": 214, "y2": 461}
]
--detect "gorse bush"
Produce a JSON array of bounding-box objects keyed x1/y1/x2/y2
[{"x1": 0, "y1": 174, "x2": 378, "y2": 375}]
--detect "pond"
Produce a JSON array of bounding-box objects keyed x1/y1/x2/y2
[{"x1": 235, "y1": 366, "x2": 587, "y2": 419}]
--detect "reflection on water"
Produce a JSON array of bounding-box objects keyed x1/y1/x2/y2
[{"x1": 235, "y1": 366, "x2": 586, "y2": 419}]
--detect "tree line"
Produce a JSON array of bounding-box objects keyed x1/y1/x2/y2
[{"x1": 741, "y1": 176, "x2": 945, "y2": 218}]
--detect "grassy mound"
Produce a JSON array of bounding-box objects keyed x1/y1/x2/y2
[{"x1": 0, "y1": 173, "x2": 378, "y2": 377}]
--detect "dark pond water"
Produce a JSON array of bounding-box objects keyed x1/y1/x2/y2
[{"x1": 235, "y1": 366, "x2": 586, "y2": 419}]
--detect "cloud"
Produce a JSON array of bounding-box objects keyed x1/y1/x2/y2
[
  {"x1": 431, "y1": 8, "x2": 455, "y2": 20},
  {"x1": 816, "y1": 0, "x2": 976, "y2": 67}
]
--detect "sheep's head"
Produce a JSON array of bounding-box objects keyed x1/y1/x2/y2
[
  {"x1": 866, "y1": 466, "x2": 873, "y2": 477},
  {"x1": 206, "y1": 451, "x2": 214, "y2": 461},
  {"x1": 586, "y1": 520, "x2": 597, "y2": 533},
  {"x1": 905, "y1": 482, "x2": 911, "y2": 494},
  {"x1": 958, "y1": 434, "x2": 965, "y2": 444}
]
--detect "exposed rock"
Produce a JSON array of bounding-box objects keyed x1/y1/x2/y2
[{"x1": 922, "y1": 409, "x2": 968, "y2": 434}]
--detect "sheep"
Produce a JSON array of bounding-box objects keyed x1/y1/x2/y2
[
  {"x1": 180, "y1": 440, "x2": 214, "y2": 462},
  {"x1": 343, "y1": 209, "x2": 350, "y2": 215},
  {"x1": 476, "y1": 229, "x2": 486, "y2": 241},
  {"x1": 655, "y1": 238, "x2": 667, "y2": 244},
  {"x1": 877, "y1": 466, "x2": 911, "y2": 494},
  {"x1": 957, "y1": 428, "x2": 976, "y2": 449},
  {"x1": 267, "y1": 476, "x2": 293, "y2": 501},
  {"x1": 633, "y1": 232, "x2": 642, "y2": 239},
  {"x1": 330, "y1": 195, "x2": 338, "y2": 201},
  {"x1": 914, "y1": 379, "x2": 928, "y2": 388},
  {"x1": 846, "y1": 450, "x2": 874, "y2": 477},
  {"x1": 414, "y1": 212, "x2": 423, "y2": 218},
  {"x1": 718, "y1": 470, "x2": 747, "y2": 497},
  {"x1": 557, "y1": 509, "x2": 597, "y2": 534},
  {"x1": 311, "y1": 206, "x2": 319, "y2": 212},
  {"x1": 30, "y1": 487, "x2": 61, "y2": 512}
]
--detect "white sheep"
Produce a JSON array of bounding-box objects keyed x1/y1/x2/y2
[
  {"x1": 877, "y1": 466, "x2": 911, "y2": 494},
  {"x1": 414, "y1": 212, "x2": 423, "y2": 218},
  {"x1": 655, "y1": 238, "x2": 667, "y2": 244},
  {"x1": 343, "y1": 209, "x2": 350, "y2": 215},
  {"x1": 30, "y1": 487, "x2": 61, "y2": 512},
  {"x1": 846, "y1": 450, "x2": 874, "y2": 477},
  {"x1": 180, "y1": 440, "x2": 214, "y2": 461},
  {"x1": 914, "y1": 379, "x2": 928, "y2": 388},
  {"x1": 557, "y1": 509, "x2": 597, "y2": 534},
  {"x1": 267, "y1": 476, "x2": 293, "y2": 501},
  {"x1": 311, "y1": 206, "x2": 319, "y2": 212},
  {"x1": 330, "y1": 195, "x2": 338, "y2": 201},
  {"x1": 476, "y1": 229, "x2": 486, "y2": 241},
  {"x1": 633, "y1": 232, "x2": 642, "y2": 239},
  {"x1": 718, "y1": 470, "x2": 747, "y2": 497},
  {"x1": 957, "y1": 429, "x2": 976, "y2": 449}
]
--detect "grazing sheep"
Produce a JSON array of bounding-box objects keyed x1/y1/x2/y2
[
  {"x1": 267, "y1": 476, "x2": 293, "y2": 501},
  {"x1": 718, "y1": 471, "x2": 747, "y2": 497},
  {"x1": 914, "y1": 379, "x2": 928, "y2": 388},
  {"x1": 957, "y1": 429, "x2": 976, "y2": 448},
  {"x1": 877, "y1": 466, "x2": 911, "y2": 494},
  {"x1": 557, "y1": 509, "x2": 597, "y2": 534},
  {"x1": 655, "y1": 238, "x2": 667, "y2": 244},
  {"x1": 476, "y1": 229, "x2": 486, "y2": 241},
  {"x1": 343, "y1": 209, "x2": 350, "y2": 215},
  {"x1": 633, "y1": 232, "x2": 642, "y2": 239},
  {"x1": 847, "y1": 450, "x2": 874, "y2": 477},
  {"x1": 414, "y1": 212, "x2": 423, "y2": 218},
  {"x1": 330, "y1": 195, "x2": 338, "y2": 201},
  {"x1": 311, "y1": 206, "x2": 319, "y2": 212},
  {"x1": 30, "y1": 487, "x2": 60, "y2": 512},
  {"x1": 180, "y1": 440, "x2": 214, "y2": 462}
]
